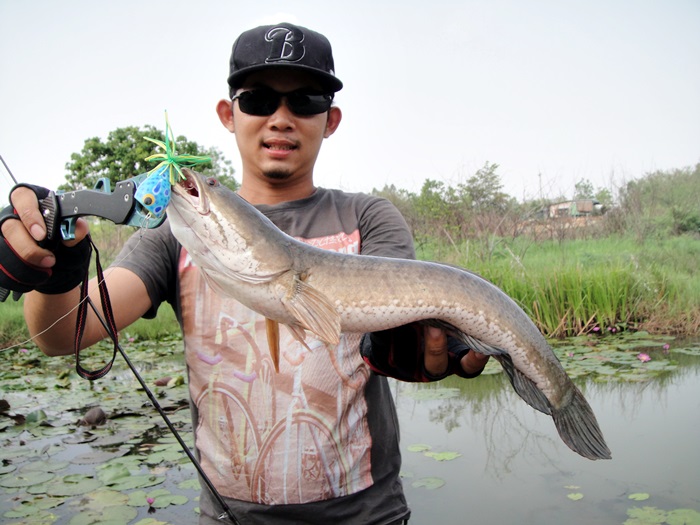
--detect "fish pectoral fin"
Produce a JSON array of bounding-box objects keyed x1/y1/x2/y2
[
  {"x1": 283, "y1": 275, "x2": 341, "y2": 346},
  {"x1": 265, "y1": 318, "x2": 281, "y2": 373}
]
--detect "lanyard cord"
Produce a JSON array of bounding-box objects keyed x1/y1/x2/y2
[{"x1": 73, "y1": 236, "x2": 240, "y2": 524}]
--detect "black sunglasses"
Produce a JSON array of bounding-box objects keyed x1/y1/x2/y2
[{"x1": 232, "y1": 88, "x2": 333, "y2": 117}]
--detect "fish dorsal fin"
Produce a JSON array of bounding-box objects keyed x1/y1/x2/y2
[{"x1": 283, "y1": 274, "x2": 341, "y2": 346}]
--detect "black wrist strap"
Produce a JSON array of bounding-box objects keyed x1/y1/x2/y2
[{"x1": 73, "y1": 235, "x2": 119, "y2": 381}]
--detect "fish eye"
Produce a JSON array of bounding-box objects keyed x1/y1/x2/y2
[{"x1": 206, "y1": 177, "x2": 219, "y2": 187}]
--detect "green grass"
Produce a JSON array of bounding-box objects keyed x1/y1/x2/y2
[
  {"x1": 0, "y1": 297, "x2": 180, "y2": 349},
  {"x1": 0, "y1": 299, "x2": 30, "y2": 348},
  {"x1": 417, "y1": 233, "x2": 700, "y2": 337}
]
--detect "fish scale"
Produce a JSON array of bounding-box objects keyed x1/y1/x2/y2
[{"x1": 167, "y1": 169, "x2": 611, "y2": 461}]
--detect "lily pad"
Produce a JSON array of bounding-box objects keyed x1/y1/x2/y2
[
  {"x1": 107, "y1": 474, "x2": 166, "y2": 491},
  {"x1": 666, "y1": 508, "x2": 700, "y2": 525},
  {"x1": 3, "y1": 495, "x2": 66, "y2": 518},
  {"x1": 406, "y1": 387, "x2": 461, "y2": 400},
  {"x1": 177, "y1": 478, "x2": 201, "y2": 491},
  {"x1": 71, "y1": 448, "x2": 128, "y2": 465},
  {"x1": 567, "y1": 493, "x2": 584, "y2": 501},
  {"x1": 21, "y1": 460, "x2": 70, "y2": 473},
  {"x1": 45, "y1": 474, "x2": 102, "y2": 497},
  {"x1": 411, "y1": 477, "x2": 446, "y2": 490},
  {"x1": 0, "y1": 470, "x2": 55, "y2": 488},
  {"x1": 25, "y1": 409, "x2": 48, "y2": 425},
  {"x1": 625, "y1": 506, "x2": 667, "y2": 524},
  {"x1": 424, "y1": 450, "x2": 461, "y2": 462},
  {"x1": 67, "y1": 505, "x2": 138, "y2": 525},
  {"x1": 68, "y1": 489, "x2": 129, "y2": 511},
  {"x1": 406, "y1": 444, "x2": 432, "y2": 453},
  {"x1": 2, "y1": 509, "x2": 58, "y2": 524},
  {"x1": 629, "y1": 493, "x2": 650, "y2": 501},
  {"x1": 127, "y1": 488, "x2": 188, "y2": 508}
]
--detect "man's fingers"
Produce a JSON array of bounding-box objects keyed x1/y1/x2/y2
[
  {"x1": 10, "y1": 186, "x2": 46, "y2": 241},
  {"x1": 461, "y1": 350, "x2": 490, "y2": 375},
  {"x1": 423, "y1": 326, "x2": 448, "y2": 377},
  {"x1": 1, "y1": 218, "x2": 55, "y2": 268},
  {"x1": 63, "y1": 218, "x2": 90, "y2": 248}
]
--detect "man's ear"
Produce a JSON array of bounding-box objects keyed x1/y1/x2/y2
[
  {"x1": 216, "y1": 99, "x2": 235, "y2": 132},
  {"x1": 324, "y1": 106, "x2": 342, "y2": 138}
]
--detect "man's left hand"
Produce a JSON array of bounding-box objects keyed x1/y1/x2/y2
[{"x1": 423, "y1": 326, "x2": 490, "y2": 379}]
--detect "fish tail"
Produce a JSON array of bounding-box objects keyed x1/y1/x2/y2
[{"x1": 552, "y1": 388, "x2": 612, "y2": 460}]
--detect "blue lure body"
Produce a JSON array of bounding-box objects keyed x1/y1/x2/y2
[{"x1": 134, "y1": 165, "x2": 171, "y2": 218}]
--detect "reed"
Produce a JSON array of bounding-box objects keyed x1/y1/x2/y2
[{"x1": 417, "y1": 233, "x2": 700, "y2": 337}]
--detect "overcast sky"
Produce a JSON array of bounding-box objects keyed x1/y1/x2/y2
[{"x1": 1, "y1": 0, "x2": 698, "y2": 208}]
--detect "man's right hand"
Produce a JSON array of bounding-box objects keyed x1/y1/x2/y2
[{"x1": 0, "y1": 184, "x2": 91, "y2": 296}]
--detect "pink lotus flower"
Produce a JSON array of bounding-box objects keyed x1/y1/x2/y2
[
  {"x1": 146, "y1": 497, "x2": 155, "y2": 505},
  {"x1": 637, "y1": 353, "x2": 651, "y2": 363},
  {"x1": 662, "y1": 344, "x2": 670, "y2": 353}
]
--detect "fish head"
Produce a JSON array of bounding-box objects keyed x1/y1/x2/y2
[{"x1": 168, "y1": 169, "x2": 293, "y2": 289}]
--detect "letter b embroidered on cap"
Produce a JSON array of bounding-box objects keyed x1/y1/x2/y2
[{"x1": 265, "y1": 26, "x2": 305, "y2": 63}]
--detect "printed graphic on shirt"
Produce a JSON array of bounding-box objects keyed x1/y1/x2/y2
[{"x1": 178, "y1": 229, "x2": 373, "y2": 504}]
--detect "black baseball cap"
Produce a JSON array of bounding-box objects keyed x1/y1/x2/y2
[{"x1": 227, "y1": 23, "x2": 343, "y2": 96}]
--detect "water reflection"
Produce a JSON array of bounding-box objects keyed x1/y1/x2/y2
[{"x1": 394, "y1": 347, "x2": 700, "y2": 525}]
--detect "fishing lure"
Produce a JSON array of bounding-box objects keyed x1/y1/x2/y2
[
  {"x1": 134, "y1": 165, "x2": 171, "y2": 218},
  {"x1": 135, "y1": 113, "x2": 210, "y2": 218}
]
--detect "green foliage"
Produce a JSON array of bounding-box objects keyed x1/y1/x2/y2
[
  {"x1": 574, "y1": 178, "x2": 595, "y2": 199},
  {"x1": 617, "y1": 163, "x2": 700, "y2": 239},
  {"x1": 373, "y1": 162, "x2": 521, "y2": 257},
  {"x1": 62, "y1": 125, "x2": 237, "y2": 191}
]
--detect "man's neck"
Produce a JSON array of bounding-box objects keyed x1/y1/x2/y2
[{"x1": 237, "y1": 176, "x2": 316, "y2": 205}]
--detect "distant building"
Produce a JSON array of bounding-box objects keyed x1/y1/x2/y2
[{"x1": 545, "y1": 199, "x2": 603, "y2": 218}]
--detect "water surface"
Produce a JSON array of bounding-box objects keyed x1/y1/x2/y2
[{"x1": 396, "y1": 350, "x2": 700, "y2": 525}]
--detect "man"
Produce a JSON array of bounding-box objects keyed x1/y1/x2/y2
[{"x1": 0, "y1": 23, "x2": 488, "y2": 524}]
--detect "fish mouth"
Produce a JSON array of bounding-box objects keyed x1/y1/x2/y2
[{"x1": 172, "y1": 168, "x2": 210, "y2": 215}]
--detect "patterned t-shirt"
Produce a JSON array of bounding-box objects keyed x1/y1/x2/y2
[{"x1": 114, "y1": 187, "x2": 415, "y2": 525}]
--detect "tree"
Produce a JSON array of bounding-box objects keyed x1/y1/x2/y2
[
  {"x1": 458, "y1": 162, "x2": 512, "y2": 214},
  {"x1": 573, "y1": 178, "x2": 595, "y2": 200},
  {"x1": 61, "y1": 125, "x2": 237, "y2": 191}
]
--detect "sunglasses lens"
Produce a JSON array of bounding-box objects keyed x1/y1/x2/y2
[
  {"x1": 234, "y1": 89, "x2": 332, "y2": 116},
  {"x1": 236, "y1": 90, "x2": 280, "y2": 116},
  {"x1": 286, "y1": 92, "x2": 332, "y2": 115}
]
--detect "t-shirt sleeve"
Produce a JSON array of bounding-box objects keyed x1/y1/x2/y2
[
  {"x1": 110, "y1": 220, "x2": 179, "y2": 318},
  {"x1": 356, "y1": 196, "x2": 415, "y2": 260}
]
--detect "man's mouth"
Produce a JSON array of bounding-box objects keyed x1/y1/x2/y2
[{"x1": 263, "y1": 140, "x2": 298, "y2": 151}]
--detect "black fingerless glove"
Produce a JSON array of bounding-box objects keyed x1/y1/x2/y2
[
  {"x1": 360, "y1": 324, "x2": 482, "y2": 382},
  {"x1": 0, "y1": 184, "x2": 91, "y2": 298}
]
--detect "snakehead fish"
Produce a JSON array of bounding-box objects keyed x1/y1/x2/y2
[{"x1": 167, "y1": 169, "x2": 611, "y2": 461}]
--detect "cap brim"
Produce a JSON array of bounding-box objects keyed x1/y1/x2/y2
[{"x1": 228, "y1": 63, "x2": 343, "y2": 94}]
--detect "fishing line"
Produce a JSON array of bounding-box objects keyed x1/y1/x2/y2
[
  {"x1": 84, "y1": 274, "x2": 241, "y2": 524},
  {"x1": 0, "y1": 154, "x2": 19, "y2": 184}
]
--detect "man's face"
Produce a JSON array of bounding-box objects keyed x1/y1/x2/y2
[{"x1": 227, "y1": 69, "x2": 340, "y2": 185}]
